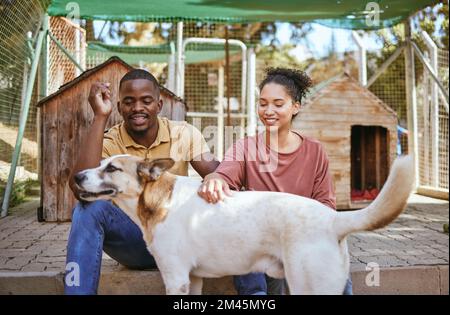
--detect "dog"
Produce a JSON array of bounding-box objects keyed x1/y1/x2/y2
[{"x1": 74, "y1": 154, "x2": 414, "y2": 294}]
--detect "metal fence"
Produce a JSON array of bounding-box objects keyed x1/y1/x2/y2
[
  {"x1": 437, "y1": 49, "x2": 449, "y2": 190},
  {"x1": 415, "y1": 46, "x2": 449, "y2": 190},
  {"x1": 1, "y1": 8, "x2": 448, "y2": 213},
  {"x1": 85, "y1": 23, "x2": 252, "y2": 159},
  {"x1": 0, "y1": 0, "x2": 51, "y2": 181},
  {"x1": 48, "y1": 17, "x2": 86, "y2": 94}
]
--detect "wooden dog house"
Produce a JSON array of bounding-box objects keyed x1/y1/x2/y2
[
  {"x1": 36, "y1": 57, "x2": 186, "y2": 222},
  {"x1": 293, "y1": 73, "x2": 398, "y2": 209}
]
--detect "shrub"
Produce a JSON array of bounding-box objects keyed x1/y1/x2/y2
[{"x1": 0, "y1": 178, "x2": 39, "y2": 208}]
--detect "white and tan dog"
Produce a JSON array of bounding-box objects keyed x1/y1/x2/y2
[{"x1": 75, "y1": 154, "x2": 414, "y2": 295}]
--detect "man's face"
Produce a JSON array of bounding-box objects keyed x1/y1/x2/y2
[{"x1": 118, "y1": 79, "x2": 162, "y2": 134}]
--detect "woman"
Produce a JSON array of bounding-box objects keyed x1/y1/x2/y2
[{"x1": 198, "y1": 68, "x2": 352, "y2": 295}]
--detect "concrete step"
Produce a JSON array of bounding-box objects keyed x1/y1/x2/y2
[
  {"x1": 0, "y1": 265, "x2": 448, "y2": 295},
  {"x1": 27, "y1": 185, "x2": 40, "y2": 196}
]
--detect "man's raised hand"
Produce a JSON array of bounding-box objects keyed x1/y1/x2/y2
[{"x1": 88, "y1": 82, "x2": 113, "y2": 118}]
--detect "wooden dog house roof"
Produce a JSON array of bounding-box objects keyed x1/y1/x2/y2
[{"x1": 36, "y1": 56, "x2": 185, "y2": 107}]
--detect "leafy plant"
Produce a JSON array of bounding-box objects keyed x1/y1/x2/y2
[{"x1": 0, "y1": 178, "x2": 39, "y2": 208}]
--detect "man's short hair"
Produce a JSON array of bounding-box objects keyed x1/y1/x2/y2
[{"x1": 119, "y1": 69, "x2": 160, "y2": 93}]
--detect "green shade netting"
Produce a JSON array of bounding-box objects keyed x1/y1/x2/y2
[
  {"x1": 87, "y1": 42, "x2": 241, "y2": 64},
  {"x1": 47, "y1": 0, "x2": 435, "y2": 30}
]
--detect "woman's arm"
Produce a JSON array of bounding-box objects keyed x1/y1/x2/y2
[{"x1": 197, "y1": 140, "x2": 246, "y2": 203}]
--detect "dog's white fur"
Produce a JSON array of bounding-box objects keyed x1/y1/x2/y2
[{"x1": 76, "y1": 155, "x2": 414, "y2": 295}]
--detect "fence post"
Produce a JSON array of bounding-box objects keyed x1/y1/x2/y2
[
  {"x1": 404, "y1": 20, "x2": 419, "y2": 189},
  {"x1": 217, "y1": 67, "x2": 225, "y2": 160},
  {"x1": 176, "y1": 22, "x2": 184, "y2": 98},
  {"x1": 421, "y1": 31, "x2": 439, "y2": 188},
  {"x1": 352, "y1": 31, "x2": 367, "y2": 86},
  {"x1": 167, "y1": 42, "x2": 176, "y2": 92},
  {"x1": 37, "y1": 14, "x2": 49, "y2": 220},
  {"x1": 246, "y1": 47, "x2": 257, "y2": 137}
]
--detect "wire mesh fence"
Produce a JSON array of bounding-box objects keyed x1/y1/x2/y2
[
  {"x1": 438, "y1": 95, "x2": 448, "y2": 190},
  {"x1": 437, "y1": 48, "x2": 448, "y2": 190},
  {"x1": 414, "y1": 46, "x2": 448, "y2": 190},
  {"x1": 0, "y1": 0, "x2": 51, "y2": 183},
  {"x1": 1, "y1": 8, "x2": 448, "y2": 197},
  {"x1": 75, "y1": 21, "x2": 365, "y2": 159},
  {"x1": 48, "y1": 17, "x2": 86, "y2": 94},
  {"x1": 367, "y1": 49, "x2": 409, "y2": 155}
]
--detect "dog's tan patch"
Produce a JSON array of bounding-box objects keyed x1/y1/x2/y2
[{"x1": 137, "y1": 172, "x2": 176, "y2": 244}]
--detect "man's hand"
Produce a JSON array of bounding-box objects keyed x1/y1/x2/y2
[
  {"x1": 88, "y1": 82, "x2": 113, "y2": 118},
  {"x1": 198, "y1": 173, "x2": 233, "y2": 204}
]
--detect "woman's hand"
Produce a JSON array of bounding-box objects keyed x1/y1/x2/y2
[{"x1": 198, "y1": 173, "x2": 233, "y2": 203}]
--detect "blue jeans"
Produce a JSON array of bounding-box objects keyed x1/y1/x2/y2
[
  {"x1": 64, "y1": 200, "x2": 157, "y2": 295},
  {"x1": 234, "y1": 273, "x2": 353, "y2": 295}
]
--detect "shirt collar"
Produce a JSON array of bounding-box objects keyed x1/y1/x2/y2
[{"x1": 120, "y1": 116, "x2": 170, "y2": 149}]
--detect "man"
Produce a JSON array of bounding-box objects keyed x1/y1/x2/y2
[{"x1": 65, "y1": 69, "x2": 219, "y2": 294}]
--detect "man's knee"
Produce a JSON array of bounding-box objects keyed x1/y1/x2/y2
[{"x1": 71, "y1": 200, "x2": 113, "y2": 223}]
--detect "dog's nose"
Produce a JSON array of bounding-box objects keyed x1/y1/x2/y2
[{"x1": 74, "y1": 172, "x2": 86, "y2": 185}]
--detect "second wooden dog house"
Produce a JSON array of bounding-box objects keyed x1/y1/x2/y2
[
  {"x1": 37, "y1": 57, "x2": 187, "y2": 222},
  {"x1": 293, "y1": 73, "x2": 398, "y2": 209}
]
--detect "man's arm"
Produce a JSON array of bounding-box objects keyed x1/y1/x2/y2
[
  {"x1": 190, "y1": 152, "x2": 220, "y2": 178},
  {"x1": 69, "y1": 82, "x2": 113, "y2": 200}
]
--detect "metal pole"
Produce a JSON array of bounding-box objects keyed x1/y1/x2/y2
[
  {"x1": 420, "y1": 31, "x2": 439, "y2": 188},
  {"x1": 239, "y1": 43, "x2": 247, "y2": 140},
  {"x1": 186, "y1": 112, "x2": 247, "y2": 119},
  {"x1": 1, "y1": 24, "x2": 47, "y2": 218},
  {"x1": 39, "y1": 14, "x2": 49, "y2": 100},
  {"x1": 352, "y1": 31, "x2": 367, "y2": 86},
  {"x1": 246, "y1": 47, "x2": 257, "y2": 136},
  {"x1": 37, "y1": 14, "x2": 49, "y2": 216},
  {"x1": 404, "y1": 20, "x2": 419, "y2": 189},
  {"x1": 167, "y1": 42, "x2": 176, "y2": 92},
  {"x1": 74, "y1": 19, "x2": 82, "y2": 76},
  {"x1": 176, "y1": 22, "x2": 184, "y2": 98},
  {"x1": 217, "y1": 67, "x2": 225, "y2": 160},
  {"x1": 225, "y1": 26, "x2": 231, "y2": 127},
  {"x1": 422, "y1": 51, "x2": 430, "y2": 183}
]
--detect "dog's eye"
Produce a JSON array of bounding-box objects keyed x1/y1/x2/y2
[{"x1": 105, "y1": 164, "x2": 120, "y2": 173}]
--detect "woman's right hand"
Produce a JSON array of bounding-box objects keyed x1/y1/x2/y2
[
  {"x1": 198, "y1": 173, "x2": 233, "y2": 204},
  {"x1": 88, "y1": 82, "x2": 113, "y2": 118}
]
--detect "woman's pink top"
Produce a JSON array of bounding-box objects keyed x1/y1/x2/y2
[{"x1": 215, "y1": 131, "x2": 336, "y2": 210}]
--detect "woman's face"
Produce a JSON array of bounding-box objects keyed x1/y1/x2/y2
[{"x1": 258, "y1": 82, "x2": 300, "y2": 131}]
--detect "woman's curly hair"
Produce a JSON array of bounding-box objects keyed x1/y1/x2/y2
[{"x1": 259, "y1": 68, "x2": 313, "y2": 104}]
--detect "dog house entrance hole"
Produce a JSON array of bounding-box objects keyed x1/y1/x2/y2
[{"x1": 351, "y1": 125, "x2": 389, "y2": 202}]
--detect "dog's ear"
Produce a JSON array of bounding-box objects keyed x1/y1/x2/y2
[{"x1": 137, "y1": 158, "x2": 175, "y2": 181}]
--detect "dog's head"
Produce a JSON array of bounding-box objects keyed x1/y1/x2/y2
[{"x1": 75, "y1": 154, "x2": 175, "y2": 202}]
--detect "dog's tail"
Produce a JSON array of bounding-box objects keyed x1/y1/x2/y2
[{"x1": 334, "y1": 155, "x2": 415, "y2": 240}]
